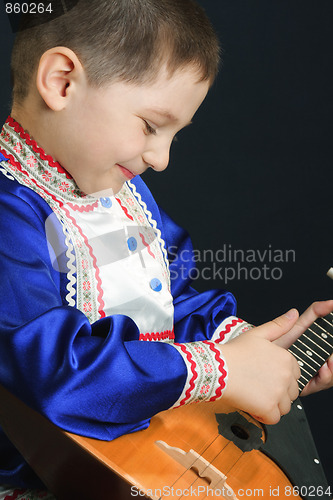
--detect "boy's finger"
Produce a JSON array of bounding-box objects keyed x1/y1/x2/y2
[
  {"x1": 275, "y1": 300, "x2": 333, "y2": 349},
  {"x1": 296, "y1": 300, "x2": 333, "y2": 331},
  {"x1": 253, "y1": 308, "x2": 299, "y2": 342}
]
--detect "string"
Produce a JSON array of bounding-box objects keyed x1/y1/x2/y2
[
  {"x1": 160, "y1": 411, "x2": 265, "y2": 500},
  {"x1": 159, "y1": 432, "x2": 224, "y2": 499},
  {"x1": 300, "y1": 333, "x2": 331, "y2": 357},
  {"x1": 322, "y1": 316, "x2": 333, "y2": 330},
  {"x1": 293, "y1": 339, "x2": 325, "y2": 364},
  {"x1": 290, "y1": 345, "x2": 320, "y2": 373},
  {"x1": 289, "y1": 314, "x2": 333, "y2": 391},
  {"x1": 176, "y1": 438, "x2": 245, "y2": 500},
  {"x1": 307, "y1": 326, "x2": 333, "y2": 348}
]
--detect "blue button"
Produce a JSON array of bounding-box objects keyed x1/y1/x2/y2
[
  {"x1": 127, "y1": 237, "x2": 138, "y2": 251},
  {"x1": 0, "y1": 152, "x2": 8, "y2": 163},
  {"x1": 150, "y1": 278, "x2": 162, "y2": 292},
  {"x1": 100, "y1": 197, "x2": 112, "y2": 208}
]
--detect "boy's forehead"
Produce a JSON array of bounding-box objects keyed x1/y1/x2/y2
[
  {"x1": 131, "y1": 67, "x2": 209, "y2": 121},
  {"x1": 94, "y1": 65, "x2": 208, "y2": 118},
  {"x1": 140, "y1": 65, "x2": 209, "y2": 100}
]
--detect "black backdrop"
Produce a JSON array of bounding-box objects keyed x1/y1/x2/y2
[{"x1": 0, "y1": 0, "x2": 332, "y2": 488}]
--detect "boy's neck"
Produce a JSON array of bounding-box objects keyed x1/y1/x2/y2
[{"x1": 11, "y1": 95, "x2": 58, "y2": 163}]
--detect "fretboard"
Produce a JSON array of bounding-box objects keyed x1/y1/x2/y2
[{"x1": 288, "y1": 312, "x2": 333, "y2": 392}]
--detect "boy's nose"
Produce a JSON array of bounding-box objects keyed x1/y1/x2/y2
[{"x1": 143, "y1": 146, "x2": 170, "y2": 173}]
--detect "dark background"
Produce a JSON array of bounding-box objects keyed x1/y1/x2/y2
[{"x1": 0, "y1": 0, "x2": 332, "y2": 488}]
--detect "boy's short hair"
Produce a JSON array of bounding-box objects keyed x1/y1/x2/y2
[{"x1": 11, "y1": 0, "x2": 220, "y2": 105}]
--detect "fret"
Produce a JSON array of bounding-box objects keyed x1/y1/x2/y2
[
  {"x1": 289, "y1": 339, "x2": 325, "y2": 368},
  {"x1": 299, "y1": 374, "x2": 312, "y2": 387},
  {"x1": 298, "y1": 379, "x2": 306, "y2": 389},
  {"x1": 317, "y1": 315, "x2": 333, "y2": 332},
  {"x1": 312, "y1": 318, "x2": 333, "y2": 337},
  {"x1": 307, "y1": 326, "x2": 332, "y2": 349},
  {"x1": 294, "y1": 339, "x2": 324, "y2": 364},
  {"x1": 309, "y1": 322, "x2": 333, "y2": 354},
  {"x1": 288, "y1": 312, "x2": 333, "y2": 392},
  {"x1": 288, "y1": 345, "x2": 319, "y2": 377},
  {"x1": 323, "y1": 313, "x2": 333, "y2": 322},
  {"x1": 300, "y1": 334, "x2": 330, "y2": 358},
  {"x1": 290, "y1": 353, "x2": 315, "y2": 375}
]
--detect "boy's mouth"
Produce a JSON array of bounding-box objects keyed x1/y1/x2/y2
[{"x1": 117, "y1": 164, "x2": 136, "y2": 180}]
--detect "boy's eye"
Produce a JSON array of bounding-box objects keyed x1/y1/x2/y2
[{"x1": 143, "y1": 119, "x2": 157, "y2": 135}]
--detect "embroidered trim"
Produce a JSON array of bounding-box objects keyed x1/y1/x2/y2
[
  {"x1": 139, "y1": 231, "x2": 155, "y2": 259},
  {"x1": 115, "y1": 197, "x2": 134, "y2": 221},
  {"x1": 61, "y1": 205, "x2": 106, "y2": 319},
  {"x1": 5, "y1": 116, "x2": 72, "y2": 180},
  {"x1": 139, "y1": 329, "x2": 175, "y2": 342},
  {"x1": 211, "y1": 316, "x2": 253, "y2": 344},
  {"x1": 117, "y1": 181, "x2": 170, "y2": 289},
  {"x1": 63, "y1": 224, "x2": 76, "y2": 307},
  {"x1": 67, "y1": 201, "x2": 99, "y2": 212},
  {"x1": 127, "y1": 179, "x2": 170, "y2": 289},
  {"x1": 204, "y1": 341, "x2": 227, "y2": 401},
  {"x1": 1, "y1": 119, "x2": 82, "y2": 201},
  {"x1": 3, "y1": 488, "x2": 25, "y2": 500},
  {"x1": 170, "y1": 340, "x2": 227, "y2": 408},
  {"x1": 0, "y1": 485, "x2": 55, "y2": 500}
]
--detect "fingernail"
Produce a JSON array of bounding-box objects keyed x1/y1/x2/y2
[{"x1": 285, "y1": 308, "x2": 298, "y2": 319}]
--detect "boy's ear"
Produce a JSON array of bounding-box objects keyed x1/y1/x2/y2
[{"x1": 36, "y1": 47, "x2": 84, "y2": 111}]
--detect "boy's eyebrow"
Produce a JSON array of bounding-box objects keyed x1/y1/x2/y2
[{"x1": 146, "y1": 108, "x2": 193, "y2": 127}]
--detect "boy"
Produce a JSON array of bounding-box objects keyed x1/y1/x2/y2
[{"x1": 0, "y1": 0, "x2": 332, "y2": 496}]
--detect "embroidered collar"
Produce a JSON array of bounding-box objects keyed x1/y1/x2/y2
[{"x1": 0, "y1": 116, "x2": 88, "y2": 202}]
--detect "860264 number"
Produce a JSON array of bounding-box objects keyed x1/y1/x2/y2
[
  {"x1": 5, "y1": 3, "x2": 53, "y2": 14},
  {"x1": 284, "y1": 485, "x2": 332, "y2": 497}
]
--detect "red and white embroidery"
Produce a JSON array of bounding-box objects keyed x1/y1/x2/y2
[
  {"x1": 0, "y1": 485, "x2": 55, "y2": 500},
  {"x1": 211, "y1": 316, "x2": 253, "y2": 344},
  {"x1": 126, "y1": 180, "x2": 170, "y2": 290},
  {"x1": 27, "y1": 155, "x2": 37, "y2": 168},
  {"x1": 139, "y1": 329, "x2": 175, "y2": 342},
  {"x1": 42, "y1": 171, "x2": 52, "y2": 182},
  {"x1": 170, "y1": 340, "x2": 228, "y2": 407}
]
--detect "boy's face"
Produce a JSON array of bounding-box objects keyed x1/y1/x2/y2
[{"x1": 53, "y1": 65, "x2": 209, "y2": 195}]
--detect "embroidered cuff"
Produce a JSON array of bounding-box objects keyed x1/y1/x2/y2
[
  {"x1": 170, "y1": 341, "x2": 227, "y2": 408},
  {"x1": 211, "y1": 315, "x2": 253, "y2": 344}
]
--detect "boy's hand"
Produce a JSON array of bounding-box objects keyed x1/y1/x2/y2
[
  {"x1": 301, "y1": 356, "x2": 333, "y2": 395},
  {"x1": 274, "y1": 299, "x2": 333, "y2": 396},
  {"x1": 219, "y1": 309, "x2": 301, "y2": 425}
]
